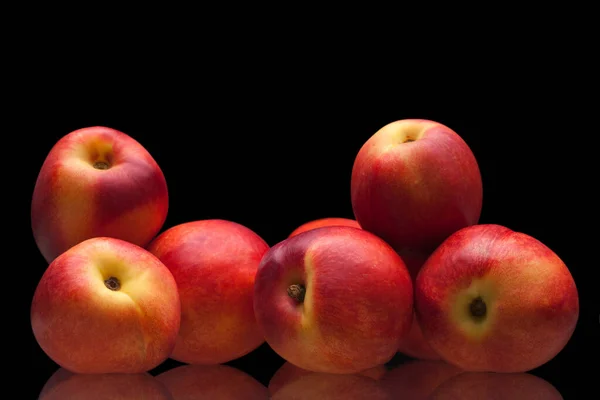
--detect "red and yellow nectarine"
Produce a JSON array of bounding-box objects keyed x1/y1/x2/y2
[
  {"x1": 147, "y1": 219, "x2": 269, "y2": 364},
  {"x1": 351, "y1": 119, "x2": 483, "y2": 254},
  {"x1": 415, "y1": 224, "x2": 579, "y2": 373},
  {"x1": 31, "y1": 237, "x2": 180, "y2": 374},
  {"x1": 254, "y1": 226, "x2": 413, "y2": 374},
  {"x1": 32, "y1": 126, "x2": 168, "y2": 263}
]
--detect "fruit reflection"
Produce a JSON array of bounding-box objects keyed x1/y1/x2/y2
[
  {"x1": 429, "y1": 371, "x2": 563, "y2": 399},
  {"x1": 268, "y1": 361, "x2": 387, "y2": 396},
  {"x1": 379, "y1": 359, "x2": 464, "y2": 399},
  {"x1": 271, "y1": 371, "x2": 391, "y2": 400},
  {"x1": 155, "y1": 364, "x2": 268, "y2": 399},
  {"x1": 38, "y1": 368, "x2": 172, "y2": 399}
]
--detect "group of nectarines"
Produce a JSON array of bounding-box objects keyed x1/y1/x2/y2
[{"x1": 30, "y1": 121, "x2": 578, "y2": 387}]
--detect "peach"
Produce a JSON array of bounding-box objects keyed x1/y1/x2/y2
[
  {"x1": 351, "y1": 119, "x2": 482, "y2": 254},
  {"x1": 39, "y1": 368, "x2": 172, "y2": 399},
  {"x1": 268, "y1": 361, "x2": 387, "y2": 396},
  {"x1": 156, "y1": 364, "x2": 269, "y2": 399},
  {"x1": 272, "y1": 371, "x2": 391, "y2": 400},
  {"x1": 32, "y1": 126, "x2": 168, "y2": 263},
  {"x1": 253, "y1": 226, "x2": 413, "y2": 374},
  {"x1": 31, "y1": 237, "x2": 180, "y2": 373},
  {"x1": 430, "y1": 372, "x2": 563, "y2": 399},
  {"x1": 415, "y1": 224, "x2": 579, "y2": 372},
  {"x1": 147, "y1": 219, "x2": 269, "y2": 364},
  {"x1": 288, "y1": 217, "x2": 360, "y2": 238},
  {"x1": 379, "y1": 360, "x2": 463, "y2": 399}
]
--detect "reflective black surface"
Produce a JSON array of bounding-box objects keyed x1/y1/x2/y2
[
  {"x1": 23, "y1": 69, "x2": 591, "y2": 399},
  {"x1": 35, "y1": 351, "x2": 575, "y2": 399}
]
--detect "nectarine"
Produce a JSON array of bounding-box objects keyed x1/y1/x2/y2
[
  {"x1": 351, "y1": 119, "x2": 482, "y2": 254},
  {"x1": 32, "y1": 126, "x2": 168, "y2": 263},
  {"x1": 288, "y1": 217, "x2": 360, "y2": 238},
  {"x1": 147, "y1": 219, "x2": 269, "y2": 364},
  {"x1": 31, "y1": 237, "x2": 180, "y2": 374},
  {"x1": 415, "y1": 224, "x2": 579, "y2": 372},
  {"x1": 254, "y1": 226, "x2": 413, "y2": 374}
]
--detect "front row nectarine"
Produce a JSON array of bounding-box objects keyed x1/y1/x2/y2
[
  {"x1": 415, "y1": 224, "x2": 579, "y2": 373},
  {"x1": 31, "y1": 237, "x2": 181, "y2": 374},
  {"x1": 253, "y1": 226, "x2": 414, "y2": 374}
]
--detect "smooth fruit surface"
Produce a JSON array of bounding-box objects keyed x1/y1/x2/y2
[
  {"x1": 147, "y1": 219, "x2": 269, "y2": 364},
  {"x1": 351, "y1": 119, "x2": 482, "y2": 253},
  {"x1": 288, "y1": 217, "x2": 360, "y2": 238},
  {"x1": 31, "y1": 237, "x2": 181, "y2": 374},
  {"x1": 254, "y1": 226, "x2": 413, "y2": 374},
  {"x1": 32, "y1": 126, "x2": 168, "y2": 263},
  {"x1": 379, "y1": 360, "x2": 464, "y2": 399},
  {"x1": 415, "y1": 224, "x2": 579, "y2": 372}
]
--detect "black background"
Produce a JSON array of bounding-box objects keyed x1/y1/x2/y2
[{"x1": 20, "y1": 60, "x2": 593, "y2": 399}]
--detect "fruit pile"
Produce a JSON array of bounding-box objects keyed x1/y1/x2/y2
[{"x1": 30, "y1": 120, "x2": 579, "y2": 377}]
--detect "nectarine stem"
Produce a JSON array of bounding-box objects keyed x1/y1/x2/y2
[
  {"x1": 287, "y1": 284, "x2": 305, "y2": 302},
  {"x1": 93, "y1": 161, "x2": 110, "y2": 170},
  {"x1": 469, "y1": 297, "x2": 486, "y2": 318},
  {"x1": 104, "y1": 277, "x2": 121, "y2": 291}
]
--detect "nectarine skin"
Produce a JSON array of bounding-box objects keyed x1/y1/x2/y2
[
  {"x1": 254, "y1": 226, "x2": 414, "y2": 374},
  {"x1": 32, "y1": 126, "x2": 168, "y2": 263},
  {"x1": 379, "y1": 360, "x2": 464, "y2": 399},
  {"x1": 31, "y1": 237, "x2": 181, "y2": 374},
  {"x1": 351, "y1": 119, "x2": 482, "y2": 253},
  {"x1": 288, "y1": 217, "x2": 360, "y2": 238},
  {"x1": 147, "y1": 219, "x2": 269, "y2": 364},
  {"x1": 415, "y1": 224, "x2": 579, "y2": 373}
]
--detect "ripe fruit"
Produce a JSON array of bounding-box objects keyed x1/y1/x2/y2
[
  {"x1": 32, "y1": 126, "x2": 168, "y2": 263},
  {"x1": 254, "y1": 226, "x2": 413, "y2": 374},
  {"x1": 31, "y1": 237, "x2": 180, "y2": 374},
  {"x1": 288, "y1": 217, "x2": 360, "y2": 238},
  {"x1": 147, "y1": 219, "x2": 269, "y2": 364},
  {"x1": 415, "y1": 224, "x2": 579, "y2": 372},
  {"x1": 351, "y1": 119, "x2": 483, "y2": 254},
  {"x1": 156, "y1": 364, "x2": 269, "y2": 400}
]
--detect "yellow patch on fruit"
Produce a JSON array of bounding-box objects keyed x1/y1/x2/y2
[
  {"x1": 53, "y1": 162, "x2": 96, "y2": 250},
  {"x1": 71, "y1": 136, "x2": 115, "y2": 169},
  {"x1": 300, "y1": 253, "x2": 315, "y2": 332},
  {"x1": 376, "y1": 120, "x2": 435, "y2": 154},
  {"x1": 450, "y1": 277, "x2": 498, "y2": 340}
]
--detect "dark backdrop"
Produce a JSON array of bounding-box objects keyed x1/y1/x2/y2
[{"x1": 21, "y1": 74, "x2": 591, "y2": 398}]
